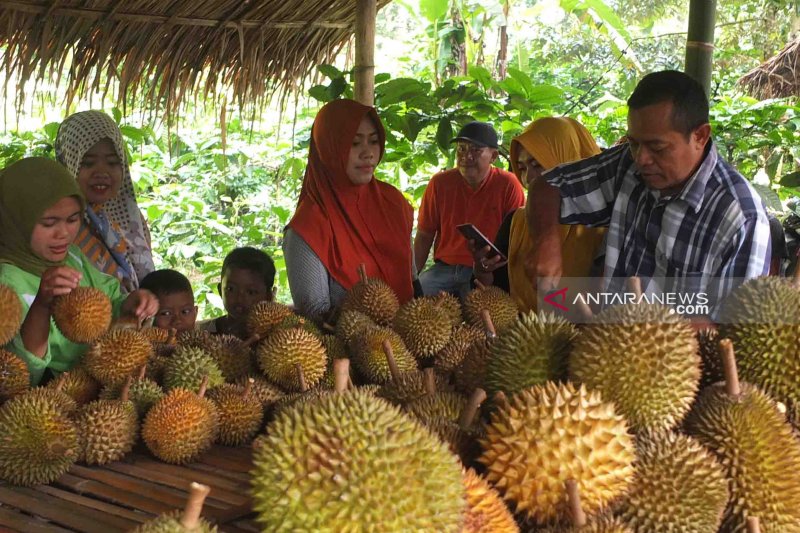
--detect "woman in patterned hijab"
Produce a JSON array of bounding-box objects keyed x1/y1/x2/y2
[{"x1": 55, "y1": 111, "x2": 154, "y2": 292}]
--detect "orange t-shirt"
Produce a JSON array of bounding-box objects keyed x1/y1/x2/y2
[{"x1": 418, "y1": 167, "x2": 525, "y2": 267}]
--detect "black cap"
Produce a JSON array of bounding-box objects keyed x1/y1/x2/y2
[{"x1": 451, "y1": 121, "x2": 498, "y2": 149}]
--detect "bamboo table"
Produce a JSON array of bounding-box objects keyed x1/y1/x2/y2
[{"x1": 0, "y1": 445, "x2": 259, "y2": 532}]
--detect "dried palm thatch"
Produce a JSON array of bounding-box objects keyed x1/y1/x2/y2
[
  {"x1": 0, "y1": 0, "x2": 389, "y2": 116},
  {"x1": 740, "y1": 39, "x2": 800, "y2": 100}
]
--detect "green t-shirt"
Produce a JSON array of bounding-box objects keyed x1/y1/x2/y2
[{"x1": 0, "y1": 245, "x2": 125, "y2": 386}]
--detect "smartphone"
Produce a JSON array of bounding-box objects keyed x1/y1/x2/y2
[{"x1": 456, "y1": 223, "x2": 507, "y2": 261}]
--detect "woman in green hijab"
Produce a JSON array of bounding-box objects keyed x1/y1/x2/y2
[{"x1": 0, "y1": 157, "x2": 158, "y2": 385}]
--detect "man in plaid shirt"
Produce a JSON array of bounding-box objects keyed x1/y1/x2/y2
[{"x1": 527, "y1": 70, "x2": 771, "y2": 323}]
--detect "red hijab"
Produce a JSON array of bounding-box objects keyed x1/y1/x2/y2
[{"x1": 287, "y1": 99, "x2": 414, "y2": 303}]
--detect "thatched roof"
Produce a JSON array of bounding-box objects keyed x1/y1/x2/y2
[
  {"x1": 0, "y1": 0, "x2": 389, "y2": 116},
  {"x1": 740, "y1": 39, "x2": 800, "y2": 100}
]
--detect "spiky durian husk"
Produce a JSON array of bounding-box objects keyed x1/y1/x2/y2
[
  {"x1": 341, "y1": 277, "x2": 400, "y2": 326},
  {"x1": 425, "y1": 419, "x2": 485, "y2": 464},
  {"x1": 100, "y1": 378, "x2": 164, "y2": 417},
  {"x1": 569, "y1": 304, "x2": 700, "y2": 432},
  {"x1": 163, "y1": 346, "x2": 225, "y2": 392},
  {"x1": 377, "y1": 369, "x2": 453, "y2": 405},
  {"x1": 246, "y1": 301, "x2": 294, "y2": 338},
  {"x1": 275, "y1": 314, "x2": 323, "y2": 339},
  {"x1": 46, "y1": 367, "x2": 99, "y2": 405},
  {"x1": 434, "y1": 325, "x2": 484, "y2": 373},
  {"x1": 335, "y1": 310, "x2": 376, "y2": 347},
  {"x1": 256, "y1": 327, "x2": 326, "y2": 392},
  {"x1": 213, "y1": 335, "x2": 254, "y2": 381},
  {"x1": 351, "y1": 326, "x2": 417, "y2": 384},
  {"x1": 176, "y1": 329, "x2": 223, "y2": 353},
  {"x1": 393, "y1": 298, "x2": 453, "y2": 359},
  {"x1": 539, "y1": 514, "x2": 633, "y2": 533},
  {"x1": 52, "y1": 287, "x2": 112, "y2": 343},
  {"x1": 684, "y1": 382, "x2": 800, "y2": 532},
  {"x1": 697, "y1": 328, "x2": 724, "y2": 389},
  {"x1": 427, "y1": 292, "x2": 463, "y2": 328},
  {"x1": 236, "y1": 375, "x2": 283, "y2": 408},
  {"x1": 462, "y1": 468, "x2": 518, "y2": 533},
  {"x1": 462, "y1": 286, "x2": 519, "y2": 334},
  {"x1": 0, "y1": 284, "x2": 22, "y2": 345},
  {"x1": 142, "y1": 389, "x2": 218, "y2": 464},
  {"x1": 454, "y1": 340, "x2": 490, "y2": 394},
  {"x1": 83, "y1": 329, "x2": 153, "y2": 386},
  {"x1": 0, "y1": 391, "x2": 79, "y2": 485},
  {"x1": 25, "y1": 386, "x2": 78, "y2": 416},
  {"x1": 0, "y1": 349, "x2": 29, "y2": 402},
  {"x1": 145, "y1": 354, "x2": 170, "y2": 383},
  {"x1": 77, "y1": 399, "x2": 138, "y2": 465},
  {"x1": 406, "y1": 391, "x2": 468, "y2": 426},
  {"x1": 618, "y1": 431, "x2": 727, "y2": 532},
  {"x1": 128, "y1": 510, "x2": 218, "y2": 533},
  {"x1": 479, "y1": 382, "x2": 635, "y2": 525},
  {"x1": 789, "y1": 401, "x2": 800, "y2": 431},
  {"x1": 139, "y1": 327, "x2": 174, "y2": 344},
  {"x1": 250, "y1": 389, "x2": 466, "y2": 531},
  {"x1": 718, "y1": 276, "x2": 800, "y2": 406},
  {"x1": 486, "y1": 311, "x2": 576, "y2": 396},
  {"x1": 207, "y1": 384, "x2": 263, "y2": 446}
]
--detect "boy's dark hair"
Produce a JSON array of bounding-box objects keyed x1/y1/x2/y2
[
  {"x1": 222, "y1": 247, "x2": 276, "y2": 289},
  {"x1": 139, "y1": 269, "x2": 193, "y2": 297},
  {"x1": 627, "y1": 70, "x2": 709, "y2": 137}
]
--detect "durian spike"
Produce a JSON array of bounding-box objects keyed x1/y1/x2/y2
[
  {"x1": 137, "y1": 364, "x2": 147, "y2": 380},
  {"x1": 459, "y1": 388, "x2": 487, "y2": 429},
  {"x1": 243, "y1": 378, "x2": 254, "y2": 398},
  {"x1": 242, "y1": 334, "x2": 261, "y2": 348},
  {"x1": 198, "y1": 375, "x2": 209, "y2": 398},
  {"x1": 423, "y1": 368, "x2": 437, "y2": 396},
  {"x1": 120, "y1": 375, "x2": 133, "y2": 403},
  {"x1": 382, "y1": 339, "x2": 401, "y2": 383},
  {"x1": 627, "y1": 276, "x2": 642, "y2": 299},
  {"x1": 474, "y1": 279, "x2": 487, "y2": 290},
  {"x1": 181, "y1": 482, "x2": 211, "y2": 529},
  {"x1": 480, "y1": 309, "x2": 497, "y2": 339},
  {"x1": 357, "y1": 264, "x2": 368, "y2": 284},
  {"x1": 746, "y1": 517, "x2": 761, "y2": 533},
  {"x1": 565, "y1": 479, "x2": 587, "y2": 526},
  {"x1": 333, "y1": 358, "x2": 350, "y2": 393},
  {"x1": 295, "y1": 363, "x2": 309, "y2": 392},
  {"x1": 718, "y1": 338, "x2": 741, "y2": 397}
]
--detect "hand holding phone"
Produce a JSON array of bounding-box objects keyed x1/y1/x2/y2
[{"x1": 457, "y1": 223, "x2": 507, "y2": 261}]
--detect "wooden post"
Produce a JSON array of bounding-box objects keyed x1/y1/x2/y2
[
  {"x1": 685, "y1": 0, "x2": 717, "y2": 95},
  {"x1": 354, "y1": 0, "x2": 377, "y2": 105}
]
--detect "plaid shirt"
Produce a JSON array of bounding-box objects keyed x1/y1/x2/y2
[{"x1": 545, "y1": 141, "x2": 771, "y2": 314}]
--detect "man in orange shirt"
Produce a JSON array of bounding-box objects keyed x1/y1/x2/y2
[{"x1": 414, "y1": 121, "x2": 526, "y2": 299}]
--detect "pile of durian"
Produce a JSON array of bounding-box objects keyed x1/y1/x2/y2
[{"x1": 2, "y1": 269, "x2": 800, "y2": 533}]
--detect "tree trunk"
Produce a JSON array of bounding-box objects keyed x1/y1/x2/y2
[
  {"x1": 354, "y1": 0, "x2": 377, "y2": 105},
  {"x1": 684, "y1": 0, "x2": 717, "y2": 96}
]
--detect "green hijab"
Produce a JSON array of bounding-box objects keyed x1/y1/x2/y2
[{"x1": 0, "y1": 157, "x2": 85, "y2": 276}]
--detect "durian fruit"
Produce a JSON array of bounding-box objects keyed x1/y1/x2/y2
[
  {"x1": 207, "y1": 380, "x2": 263, "y2": 446},
  {"x1": 256, "y1": 327, "x2": 326, "y2": 391},
  {"x1": 698, "y1": 328, "x2": 724, "y2": 389},
  {"x1": 434, "y1": 324, "x2": 484, "y2": 373},
  {"x1": 569, "y1": 299, "x2": 700, "y2": 432},
  {"x1": 321, "y1": 334, "x2": 347, "y2": 359},
  {"x1": 378, "y1": 368, "x2": 453, "y2": 406},
  {"x1": 235, "y1": 375, "x2": 283, "y2": 411},
  {"x1": 0, "y1": 350, "x2": 29, "y2": 402},
  {"x1": 462, "y1": 285, "x2": 519, "y2": 334},
  {"x1": 276, "y1": 314, "x2": 323, "y2": 340},
  {"x1": 0, "y1": 389, "x2": 79, "y2": 485},
  {"x1": 393, "y1": 297, "x2": 453, "y2": 360},
  {"x1": 0, "y1": 283, "x2": 23, "y2": 345},
  {"x1": 684, "y1": 339, "x2": 800, "y2": 532},
  {"x1": 177, "y1": 329, "x2": 222, "y2": 351},
  {"x1": 428, "y1": 291, "x2": 463, "y2": 328},
  {"x1": 406, "y1": 391, "x2": 468, "y2": 426},
  {"x1": 145, "y1": 354, "x2": 170, "y2": 383},
  {"x1": 423, "y1": 388, "x2": 488, "y2": 462},
  {"x1": 100, "y1": 367, "x2": 164, "y2": 417},
  {"x1": 142, "y1": 378, "x2": 219, "y2": 464},
  {"x1": 539, "y1": 481, "x2": 633, "y2": 532},
  {"x1": 163, "y1": 347, "x2": 225, "y2": 392},
  {"x1": 209, "y1": 335, "x2": 254, "y2": 382},
  {"x1": 245, "y1": 301, "x2": 294, "y2": 339},
  {"x1": 789, "y1": 401, "x2": 800, "y2": 431},
  {"x1": 461, "y1": 468, "x2": 518, "y2": 533},
  {"x1": 130, "y1": 481, "x2": 218, "y2": 533},
  {"x1": 618, "y1": 431, "x2": 728, "y2": 532},
  {"x1": 29, "y1": 377, "x2": 79, "y2": 416},
  {"x1": 250, "y1": 388, "x2": 466, "y2": 531},
  {"x1": 52, "y1": 287, "x2": 112, "y2": 343},
  {"x1": 83, "y1": 329, "x2": 153, "y2": 385},
  {"x1": 76, "y1": 377, "x2": 139, "y2": 465},
  {"x1": 139, "y1": 327, "x2": 175, "y2": 345},
  {"x1": 718, "y1": 276, "x2": 800, "y2": 406},
  {"x1": 335, "y1": 309, "x2": 375, "y2": 347},
  {"x1": 486, "y1": 311, "x2": 576, "y2": 396},
  {"x1": 454, "y1": 339, "x2": 491, "y2": 394},
  {"x1": 46, "y1": 367, "x2": 99, "y2": 405},
  {"x1": 340, "y1": 265, "x2": 400, "y2": 326},
  {"x1": 352, "y1": 327, "x2": 416, "y2": 383},
  {"x1": 479, "y1": 382, "x2": 635, "y2": 525},
  {"x1": 270, "y1": 358, "x2": 355, "y2": 418}
]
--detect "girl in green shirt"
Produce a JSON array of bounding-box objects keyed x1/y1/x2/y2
[{"x1": 0, "y1": 157, "x2": 159, "y2": 385}]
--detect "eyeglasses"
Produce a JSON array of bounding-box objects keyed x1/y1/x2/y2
[{"x1": 456, "y1": 143, "x2": 488, "y2": 157}]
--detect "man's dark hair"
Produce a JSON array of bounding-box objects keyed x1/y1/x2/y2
[
  {"x1": 222, "y1": 247, "x2": 276, "y2": 289},
  {"x1": 627, "y1": 70, "x2": 709, "y2": 136},
  {"x1": 140, "y1": 269, "x2": 193, "y2": 297}
]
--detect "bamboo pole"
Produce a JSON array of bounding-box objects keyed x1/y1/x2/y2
[
  {"x1": 685, "y1": 0, "x2": 717, "y2": 95},
  {"x1": 354, "y1": 0, "x2": 377, "y2": 105}
]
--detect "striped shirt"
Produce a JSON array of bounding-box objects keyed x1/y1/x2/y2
[{"x1": 545, "y1": 142, "x2": 771, "y2": 314}]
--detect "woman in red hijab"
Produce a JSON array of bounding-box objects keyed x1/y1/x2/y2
[{"x1": 284, "y1": 99, "x2": 415, "y2": 322}]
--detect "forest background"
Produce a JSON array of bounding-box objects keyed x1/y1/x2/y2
[{"x1": 1, "y1": 0, "x2": 799, "y2": 317}]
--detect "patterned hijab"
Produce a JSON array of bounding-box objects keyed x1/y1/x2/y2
[
  {"x1": 0, "y1": 157, "x2": 85, "y2": 276},
  {"x1": 55, "y1": 110, "x2": 154, "y2": 284}
]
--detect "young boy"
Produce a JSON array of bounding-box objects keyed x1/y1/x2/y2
[
  {"x1": 139, "y1": 269, "x2": 198, "y2": 333},
  {"x1": 197, "y1": 247, "x2": 276, "y2": 337}
]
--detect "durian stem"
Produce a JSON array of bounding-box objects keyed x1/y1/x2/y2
[
  {"x1": 333, "y1": 359, "x2": 350, "y2": 393},
  {"x1": 459, "y1": 388, "x2": 487, "y2": 429},
  {"x1": 718, "y1": 338, "x2": 741, "y2": 397},
  {"x1": 357, "y1": 264, "x2": 368, "y2": 284},
  {"x1": 474, "y1": 279, "x2": 487, "y2": 290},
  {"x1": 120, "y1": 375, "x2": 133, "y2": 403},
  {"x1": 382, "y1": 340, "x2": 401, "y2": 383},
  {"x1": 242, "y1": 334, "x2": 260, "y2": 348},
  {"x1": 322, "y1": 322, "x2": 336, "y2": 333},
  {"x1": 746, "y1": 517, "x2": 761, "y2": 533},
  {"x1": 181, "y1": 482, "x2": 211, "y2": 530},
  {"x1": 423, "y1": 368, "x2": 437, "y2": 396},
  {"x1": 243, "y1": 378, "x2": 254, "y2": 398},
  {"x1": 54, "y1": 373, "x2": 67, "y2": 392},
  {"x1": 480, "y1": 309, "x2": 497, "y2": 339},
  {"x1": 626, "y1": 276, "x2": 642, "y2": 299},
  {"x1": 167, "y1": 328, "x2": 177, "y2": 345},
  {"x1": 137, "y1": 364, "x2": 147, "y2": 380},
  {"x1": 493, "y1": 391, "x2": 510, "y2": 411},
  {"x1": 565, "y1": 479, "x2": 587, "y2": 526},
  {"x1": 198, "y1": 375, "x2": 209, "y2": 398},
  {"x1": 296, "y1": 363, "x2": 309, "y2": 392}
]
